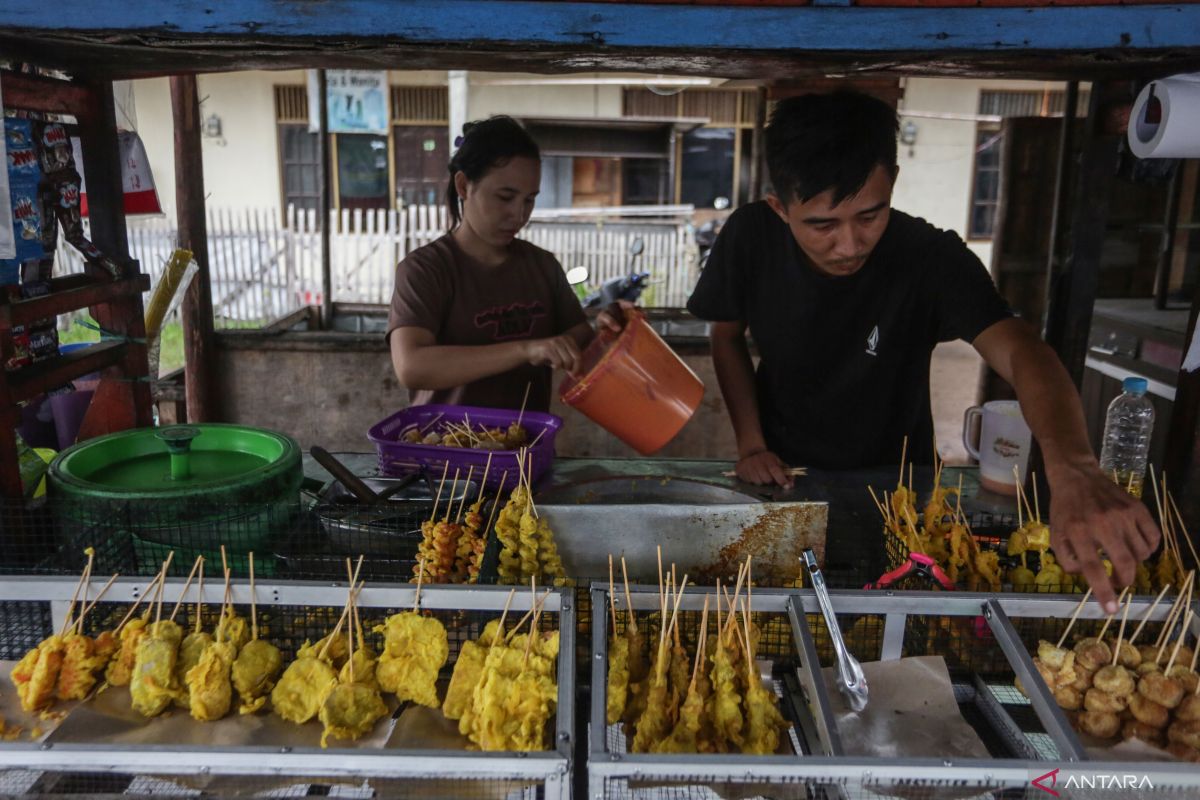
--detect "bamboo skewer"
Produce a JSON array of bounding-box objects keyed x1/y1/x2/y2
[
  {"x1": 898, "y1": 436, "x2": 908, "y2": 488},
  {"x1": 115, "y1": 572, "x2": 158, "y2": 634},
  {"x1": 418, "y1": 412, "x2": 444, "y2": 435},
  {"x1": 61, "y1": 551, "x2": 95, "y2": 637},
  {"x1": 1013, "y1": 466, "x2": 1024, "y2": 529},
  {"x1": 1167, "y1": 491, "x2": 1200, "y2": 570},
  {"x1": 1128, "y1": 584, "x2": 1172, "y2": 647},
  {"x1": 722, "y1": 467, "x2": 807, "y2": 478},
  {"x1": 249, "y1": 552, "x2": 259, "y2": 641},
  {"x1": 1112, "y1": 591, "x2": 1133, "y2": 667},
  {"x1": 153, "y1": 552, "x2": 175, "y2": 628},
  {"x1": 413, "y1": 555, "x2": 426, "y2": 613},
  {"x1": 442, "y1": 468, "x2": 462, "y2": 524},
  {"x1": 688, "y1": 595, "x2": 710, "y2": 695},
  {"x1": 620, "y1": 556, "x2": 637, "y2": 634},
  {"x1": 1166, "y1": 610, "x2": 1194, "y2": 674},
  {"x1": 1032, "y1": 478, "x2": 1041, "y2": 524},
  {"x1": 524, "y1": 577, "x2": 538, "y2": 665},
  {"x1": 455, "y1": 466, "x2": 476, "y2": 523},
  {"x1": 482, "y1": 471, "x2": 509, "y2": 541},
  {"x1": 528, "y1": 426, "x2": 548, "y2": 450},
  {"x1": 429, "y1": 462, "x2": 451, "y2": 523},
  {"x1": 220, "y1": 545, "x2": 231, "y2": 614},
  {"x1": 495, "y1": 588, "x2": 517, "y2": 640},
  {"x1": 1056, "y1": 588, "x2": 1094, "y2": 649},
  {"x1": 78, "y1": 573, "x2": 120, "y2": 622},
  {"x1": 169, "y1": 556, "x2": 204, "y2": 623},
  {"x1": 476, "y1": 452, "x2": 495, "y2": 505},
  {"x1": 1157, "y1": 571, "x2": 1195, "y2": 658},
  {"x1": 194, "y1": 557, "x2": 205, "y2": 635},
  {"x1": 608, "y1": 554, "x2": 620, "y2": 637},
  {"x1": 516, "y1": 382, "x2": 531, "y2": 431}
]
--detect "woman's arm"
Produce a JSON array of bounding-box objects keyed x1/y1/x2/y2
[{"x1": 390, "y1": 326, "x2": 583, "y2": 390}]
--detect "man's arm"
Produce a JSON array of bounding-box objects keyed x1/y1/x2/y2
[
  {"x1": 973, "y1": 317, "x2": 1160, "y2": 612},
  {"x1": 710, "y1": 321, "x2": 793, "y2": 488}
]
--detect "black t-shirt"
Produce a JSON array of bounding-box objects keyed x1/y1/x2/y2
[{"x1": 687, "y1": 201, "x2": 1012, "y2": 469}]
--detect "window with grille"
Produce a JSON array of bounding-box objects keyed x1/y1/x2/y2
[{"x1": 275, "y1": 86, "x2": 320, "y2": 217}]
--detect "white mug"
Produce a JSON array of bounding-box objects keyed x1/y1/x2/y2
[{"x1": 962, "y1": 400, "x2": 1032, "y2": 496}]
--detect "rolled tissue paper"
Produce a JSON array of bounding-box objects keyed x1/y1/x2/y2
[{"x1": 1128, "y1": 74, "x2": 1200, "y2": 159}]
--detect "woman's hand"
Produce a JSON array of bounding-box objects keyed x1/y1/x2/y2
[
  {"x1": 597, "y1": 300, "x2": 637, "y2": 334},
  {"x1": 525, "y1": 334, "x2": 583, "y2": 376}
]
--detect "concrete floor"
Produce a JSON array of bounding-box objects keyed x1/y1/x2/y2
[{"x1": 930, "y1": 339, "x2": 984, "y2": 466}]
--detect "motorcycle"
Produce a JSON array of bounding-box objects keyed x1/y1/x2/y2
[{"x1": 582, "y1": 237, "x2": 651, "y2": 309}]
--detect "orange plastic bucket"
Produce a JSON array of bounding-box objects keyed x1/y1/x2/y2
[{"x1": 559, "y1": 311, "x2": 704, "y2": 455}]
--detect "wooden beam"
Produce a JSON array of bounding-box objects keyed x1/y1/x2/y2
[
  {"x1": 4, "y1": 2, "x2": 1200, "y2": 55},
  {"x1": 0, "y1": 274, "x2": 149, "y2": 330},
  {"x1": 7, "y1": 342, "x2": 127, "y2": 404},
  {"x1": 1043, "y1": 81, "x2": 1122, "y2": 387},
  {"x1": 1041, "y1": 80, "x2": 1078, "y2": 336},
  {"x1": 748, "y1": 86, "x2": 767, "y2": 202},
  {"x1": 1164, "y1": 279, "x2": 1200, "y2": 502},
  {"x1": 75, "y1": 78, "x2": 154, "y2": 440},
  {"x1": 170, "y1": 74, "x2": 216, "y2": 423},
  {"x1": 0, "y1": 71, "x2": 94, "y2": 118}
]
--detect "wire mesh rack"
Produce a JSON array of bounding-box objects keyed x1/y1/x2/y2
[
  {"x1": 0, "y1": 579, "x2": 574, "y2": 800},
  {"x1": 1, "y1": 482, "x2": 510, "y2": 585},
  {"x1": 588, "y1": 586, "x2": 1200, "y2": 800}
]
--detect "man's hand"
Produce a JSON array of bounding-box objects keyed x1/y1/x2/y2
[
  {"x1": 736, "y1": 449, "x2": 794, "y2": 489},
  {"x1": 597, "y1": 300, "x2": 637, "y2": 334},
  {"x1": 525, "y1": 334, "x2": 583, "y2": 376},
  {"x1": 1047, "y1": 462, "x2": 1160, "y2": 614}
]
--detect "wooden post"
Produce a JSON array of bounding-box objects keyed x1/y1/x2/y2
[
  {"x1": 1041, "y1": 80, "x2": 1078, "y2": 336},
  {"x1": 170, "y1": 74, "x2": 215, "y2": 423},
  {"x1": 1042, "y1": 82, "x2": 1121, "y2": 387},
  {"x1": 75, "y1": 78, "x2": 153, "y2": 439},
  {"x1": 318, "y1": 69, "x2": 333, "y2": 329},
  {"x1": 748, "y1": 86, "x2": 767, "y2": 202}
]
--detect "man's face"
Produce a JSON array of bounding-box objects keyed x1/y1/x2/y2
[{"x1": 766, "y1": 164, "x2": 897, "y2": 278}]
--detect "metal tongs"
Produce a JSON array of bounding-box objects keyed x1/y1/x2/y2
[{"x1": 802, "y1": 549, "x2": 869, "y2": 712}]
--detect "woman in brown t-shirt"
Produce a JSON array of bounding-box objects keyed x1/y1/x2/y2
[{"x1": 388, "y1": 116, "x2": 618, "y2": 412}]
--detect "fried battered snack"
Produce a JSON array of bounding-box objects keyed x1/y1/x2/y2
[
  {"x1": 1077, "y1": 710, "x2": 1121, "y2": 739},
  {"x1": 1122, "y1": 718, "x2": 1165, "y2": 746},
  {"x1": 11, "y1": 635, "x2": 64, "y2": 713},
  {"x1": 55, "y1": 633, "x2": 108, "y2": 702},
  {"x1": 606, "y1": 636, "x2": 631, "y2": 726},
  {"x1": 173, "y1": 630, "x2": 213, "y2": 708},
  {"x1": 232, "y1": 639, "x2": 283, "y2": 714},
  {"x1": 1128, "y1": 692, "x2": 1170, "y2": 728},
  {"x1": 1073, "y1": 638, "x2": 1112, "y2": 672},
  {"x1": 186, "y1": 640, "x2": 235, "y2": 721},
  {"x1": 271, "y1": 655, "x2": 338, "y2": 724},
  {"x1": 1138, "y1": 671, "x2": 1184, "y2": 710},
  {"x1": 1083, "y1": 688, "x2": 1128, "y2": 714},
  {"x1": 319, "y1": 682, "x2": 387, "y2": 748},
  {"x1": 215, "y1": 608, "x2": 250, "y2": 655},
  {"x1": 131, "y1": 620, "x2": 183, "y2": 718},
  {"x1": 375, "y1": 612, "x2": 448, "y2": 708},
  {"x1": 1167, "y1": 719, "x2": 1200, "y2": 750},
  {"x1": 1093, "y1": 665, "x2": 1134, "y2": 697},
  {"x1": 105, "y1": 616, "x2": 148, "y2": 688}
]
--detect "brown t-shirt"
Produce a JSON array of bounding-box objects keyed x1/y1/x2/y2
[{"x1": 387, "y1": 234, "x2": 587, "y2": 411}]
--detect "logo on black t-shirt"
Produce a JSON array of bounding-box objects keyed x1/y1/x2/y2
[
  {"x1": 866, "y1": 325, "x2": 880, "y2": 356},
  {"x1": 475, "y1": 301, "x2": 548, "y2": 340}
]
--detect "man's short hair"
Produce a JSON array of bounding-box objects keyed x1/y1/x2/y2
[{"x1": 765, "y1": 90, "x2": 899, "y2": 207}]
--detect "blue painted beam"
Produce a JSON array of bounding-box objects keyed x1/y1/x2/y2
[{"x1": 1, "y1": 1, "x2": 1199, "y2": 53}]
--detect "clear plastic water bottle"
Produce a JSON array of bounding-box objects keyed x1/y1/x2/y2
[{"x1": 1098, "y1": 377, "x2": 1155, "y2": 498}]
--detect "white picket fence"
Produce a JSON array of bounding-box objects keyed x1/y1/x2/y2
[{"x1": 54, "y1": 206, "x2": 698, "y2": 327}]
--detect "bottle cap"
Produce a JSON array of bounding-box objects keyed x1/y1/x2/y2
[{"x1": 1123, "y1": 377, "x2": 1148, "y2": 396}]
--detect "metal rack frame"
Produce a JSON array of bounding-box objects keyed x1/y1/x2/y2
[
  {"x1": 589, "y1": 585, "x2": 1200, "y2": 800},
  {"x1": 0, "y1": 578, "x2": 575, "y2": 799}
]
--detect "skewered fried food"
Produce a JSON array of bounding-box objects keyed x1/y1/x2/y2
[
  {"x1": 1128, "y1": 692, "x2": 1170, "y2": 728},
  {"x1": 1093, "y1": 665, "x2": 1134, "y2": 697},
  {"x1": 607, "y1": 636, "x2": 630, "y2": 725},
  {"x1": 1122, "y1": 719, "x2": 1165, "y2": 746},
  {"x1": 319, "y1": 682, "x2": 387, "y2": 747},
  {"x1": 271, "y1": 655, "x2": 338, "y2": 724},
  {"x1": 710, "y1": 623, "x2": 743, "y2": 747},
  {"x1": 1074, "y1": 638, "x2": 1112, "y2": 671},
  {"x1": 1167, "y1": 719, "x2": 1200, "y2": 749},
  {"x1": 1112, "y1": 640, "x2": 1142, "y2": 669},
  {"x1": 375, "y1": 612, "x2": 448, "y2": 708},
  {"x1": 1139, "y1": 671, "x2": 1184, "y2": 709},
  {"x1": 1084, "y1": 688, "x2": 1128, "y2": 713},
  {"x1": 1176, "y1": 694, "x2": 1200, "y2": 722},
  {"x1": 131, "y1": 620, "x2": 183, "y2": 718},
  {"x1": 1166, "y1": 667, "x2": 1198, "y2": 694},
  {"x1": 55, "y1": 633, "x2": 107, "y2": 702},
  {"x1": 215, "y1": 608, "x2": 250, "y2": 655},
  {"x1": 185, "y1": 640, "x2": 234, "y2": 721},
  {"x1": 298, "y1": 631, "x2": 349, "y2": 669},
  {"x1": 1054, "y1": 686, "x2": 1082, "y2": 711},
  {"x1": 174, "y1": 631, "x2": 212, "y2": 707},
  {"x1": 1069, "y1": 664, "x2": 1096, "y2": 692},
  {"x1": 233, "y1": 639, "x2": 283, "y2": 714},
  {"x1": 1038, "y1": 640, "x2": 1071, "y2": 671},
  {"x1": 443, "y1": 620, "x2": 503, "y2": 722},
  {"x1": 105, "y1": 616, "x2": 148, "y2": 687},
  {"x1": 1077, "y1": 710, "x2": 1121, "y2": 739},
  {"x1": 1166, "y1": 742, "x2": 1200, "y2": 762},
  {"x1": 12, "y1": 636, "x2": 64, "y2": 713}
]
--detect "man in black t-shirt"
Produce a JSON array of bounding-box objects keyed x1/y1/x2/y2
[{"x1": 687, "y1": 90, "x2": 1158, "y2": 613}]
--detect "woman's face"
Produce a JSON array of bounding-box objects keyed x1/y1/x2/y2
[{"x1": 457, "y1": 156, "x2": 541, "y2": 248}]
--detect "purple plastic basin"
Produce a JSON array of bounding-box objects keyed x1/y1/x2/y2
[{"x1": 367, "y1": 403, "x2": 562, "y2": 491}]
